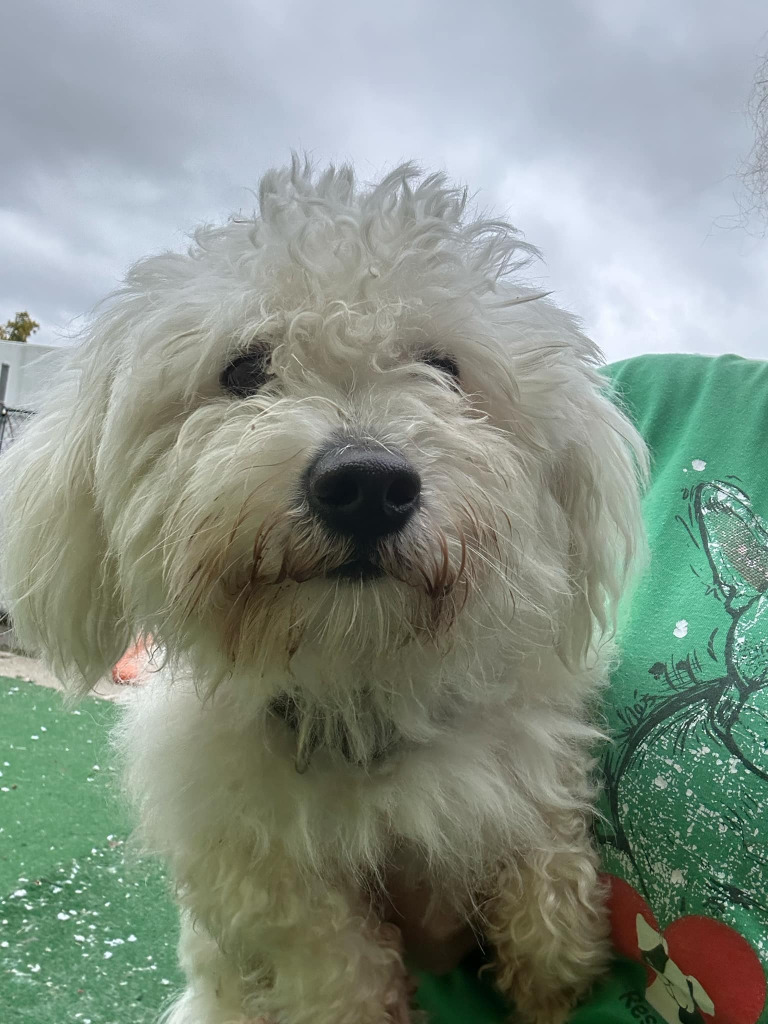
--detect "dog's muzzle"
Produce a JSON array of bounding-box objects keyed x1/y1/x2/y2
[
  {"x1": 304, "y1": 442, "x2": 420, "y2": 576},
  {"x1": 305, "y1": 442, "x2": 421, "y2": 540}
]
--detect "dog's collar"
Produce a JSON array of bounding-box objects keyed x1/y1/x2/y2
[{"x1": 267, "y1": 692, "x2": 400, "y2": 774}]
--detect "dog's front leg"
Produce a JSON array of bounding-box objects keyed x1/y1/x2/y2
[
  {"x1": 161, "y1": 911, "x2": 260, "y2": 1024},
  {"x1": 484, "y1": 809, "x2": 610, "y2": 1024},
  {"x1": 170, "y1": 851, "x2": 412, "y2": 1024}
]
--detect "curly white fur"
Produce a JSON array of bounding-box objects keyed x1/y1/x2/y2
[{"x1": 0, "y1": 158, "x2": 647, "y2": 1024}]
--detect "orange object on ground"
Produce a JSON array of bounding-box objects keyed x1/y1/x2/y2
[{"x1": 112, "y1": 638, "x2": 152, "y2": 684}]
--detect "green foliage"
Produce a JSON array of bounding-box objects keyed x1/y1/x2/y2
[{"x1": 0, "y1": 311, "x2": 40, "y2": 343}]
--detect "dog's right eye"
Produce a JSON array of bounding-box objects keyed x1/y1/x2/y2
[{"x1": 220, "y1": 345, "x2": 273, "y2": 397}]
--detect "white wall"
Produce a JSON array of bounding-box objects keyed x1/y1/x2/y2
[
  {"x1": 0, "y1": 341, "x2": 68, "y2": 411},
  {"x1": 0, "y1": 342, "x2": 71, "y2": 624}
]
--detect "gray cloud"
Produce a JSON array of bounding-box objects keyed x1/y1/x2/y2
[{"x1": 1, "y1": 0, "x2": 766, "y2": 360}]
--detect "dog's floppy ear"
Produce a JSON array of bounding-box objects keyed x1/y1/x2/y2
[
  {"x1": 548, "y1": 372, "x2": 648, "y2": 666},
  {"x1": 0, "y1": 355, "x2": 130, "y2": 695}
]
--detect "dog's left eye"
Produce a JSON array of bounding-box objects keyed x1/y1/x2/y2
[
  {"x1": 421, "y1": 352, "x2": 460, "y2": 381},
  {"x1": 220, "y1": 345, "x2": 273, "y2": 397}
]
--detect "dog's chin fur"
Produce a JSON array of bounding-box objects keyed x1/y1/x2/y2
[{"x1": 0, "y1": 158, "x2": 647, "y2": 1024}]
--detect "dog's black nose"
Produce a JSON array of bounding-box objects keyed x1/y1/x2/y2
[{"x1": 305, "y1": 444, "x2": 421, "y2": 541}]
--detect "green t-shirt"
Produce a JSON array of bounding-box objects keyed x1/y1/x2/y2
[{"x1": 416, "y1": 353, "x2": 768, "y2": 1024}]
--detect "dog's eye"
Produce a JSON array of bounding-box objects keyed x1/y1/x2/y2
[
  {"x1": 220, "y1": 344, "x2": 273, "y2": 397},
  {"x1": 421, "y1": 352, "x2": 460, "y2": 381}
]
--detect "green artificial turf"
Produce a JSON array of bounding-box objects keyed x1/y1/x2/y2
[{"x1": 0, "y1": 676, "x2": 181, "y2": 1023}]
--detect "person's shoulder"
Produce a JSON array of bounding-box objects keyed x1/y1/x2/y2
[
  {"x1": 602, "y1": 352, "x2": 768, "y2": 418},
  {"x1": 603, "y1": 351, "x2": 767, "y2": 388},
  {"x1": 597, "y1": 353, "x2": 768, "y2": 473}
]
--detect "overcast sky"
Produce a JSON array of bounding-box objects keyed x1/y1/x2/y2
[{"x1": 2, "y1": 0, "x2": 767, "y2": 361}]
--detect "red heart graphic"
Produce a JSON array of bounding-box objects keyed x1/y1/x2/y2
[{"x1": 605, "y1": 874, "x2": 766, "y2": 1024}]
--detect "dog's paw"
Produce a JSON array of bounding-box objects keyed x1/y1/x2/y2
[{"x1": 377, "y1": 922, "x2": 416, "y2": 1024}]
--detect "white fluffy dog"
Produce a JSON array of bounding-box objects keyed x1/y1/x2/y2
[{"x1": 1, "y1": 159, "x2": 646, "y2": 1024}]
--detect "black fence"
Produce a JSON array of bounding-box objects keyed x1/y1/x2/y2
[{"x1": 0, "y1": 405, "x2": 34, "y2": 454}]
